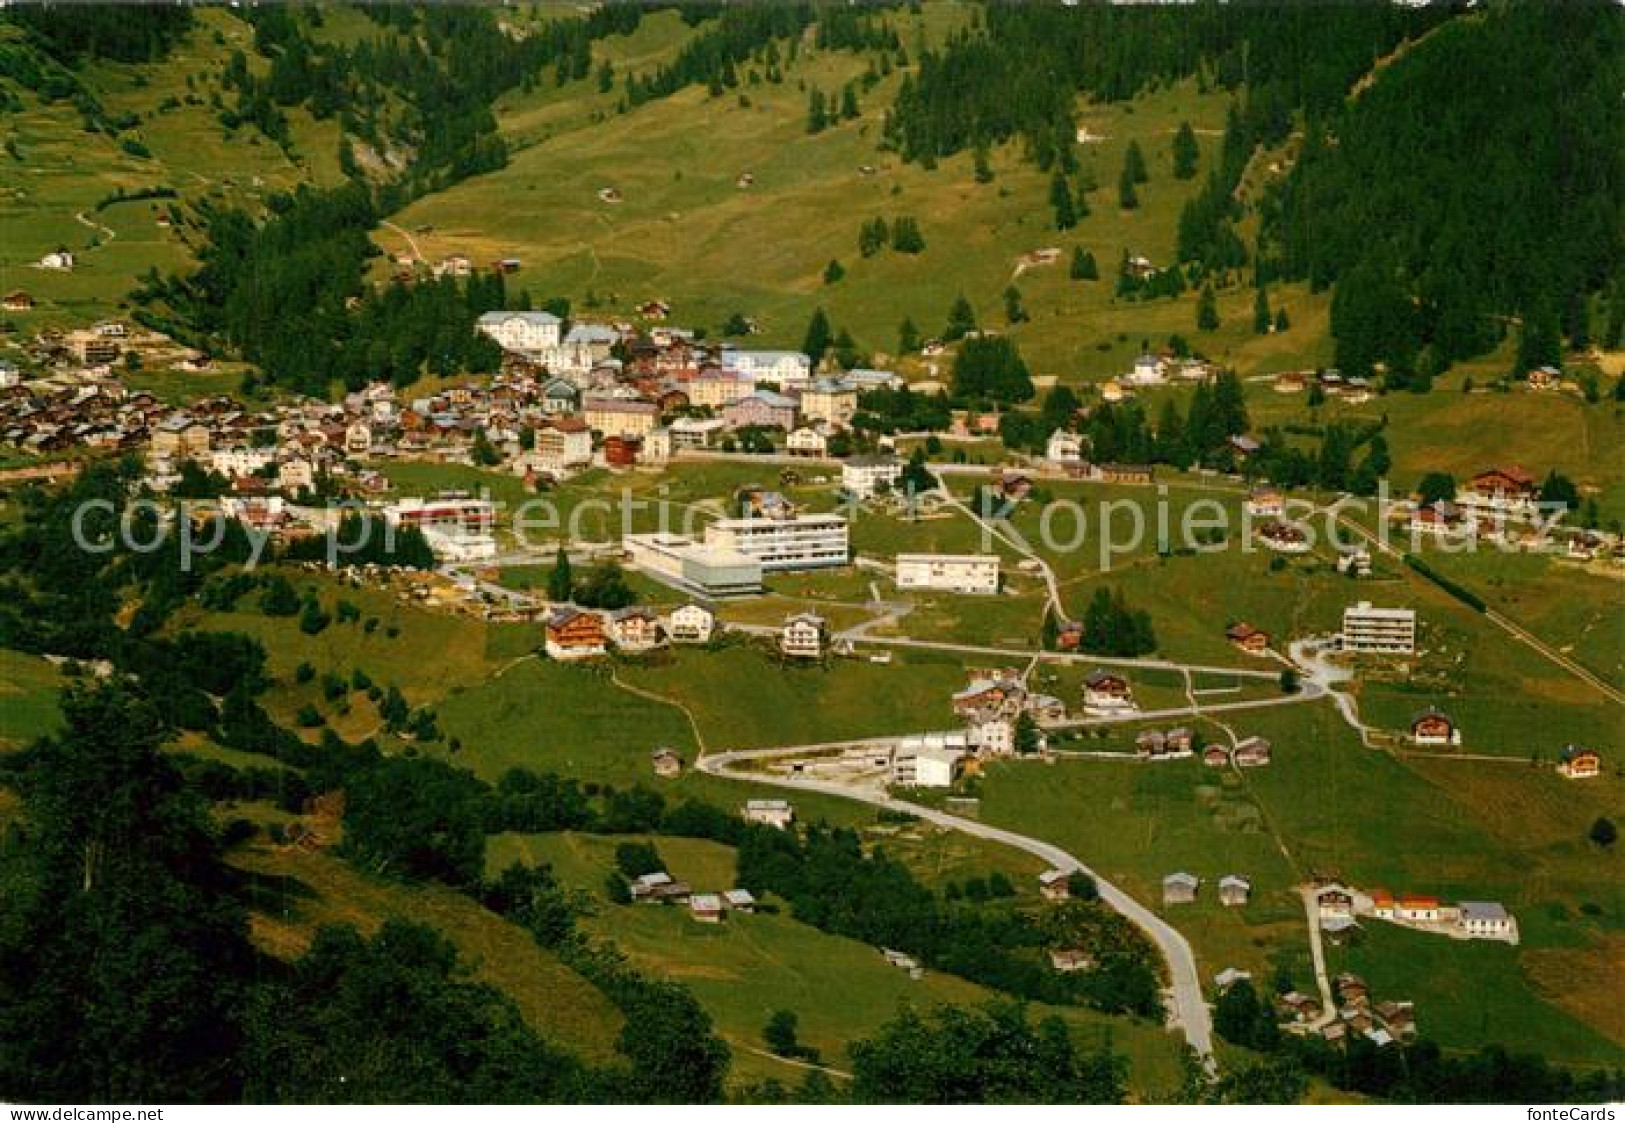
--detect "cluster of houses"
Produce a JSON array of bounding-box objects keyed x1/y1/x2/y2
[
  {"x1": 1120, "y1": 351, "x2": 1219, "y2": 390},
  {"x1": 468, "y1": 310, "x2": 902, "y2": 466},
  {"x1": 1134, "y1": 726, "x2": 1197, "y2": 760},
  {"x1": 1271, "y1": 367, "x2": 1377, "y2": 404},
  {"x1": 1240, "y1": 969, "x2": 1417, "y2": 1049},
  {"x1": 622, "y1": 797, "x2": 795, "y2": 921},
  {"x1": 0, "y1": 309, "x2": 908, "y2": 514},
  {"x1": 841, "y1": 669, "x2": 1064, "y2": 791},
  {"x1": 0, "y1": 362, "x2": 165, "y2": 457},
  {"x1": 1042, "y1": 428, "x2": 1157, "y2": 486},
  {"x1": 1204, "y1": 735, "x2": 1273, "y2": 767},
  {"x1": 1405, "y1": 465, "x2": 1620, "y2": 558},
  {"x1": 1161, "y1": 871, "x2": 1252, "y2": 907},
  {"x1": 542, "y1": 601, "x2": 716, "y2": 660},
  {"x1": 1315, "y1": 883, "x2": 1519, "y2": 944},
  {"x1": 627, "y1": 869, "x2": 757, "y2": 925}
]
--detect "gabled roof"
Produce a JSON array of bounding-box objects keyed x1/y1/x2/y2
[
  {"x1": 737, "y1": 390, "x2": 798, "y2": 409},
  {"x1": 477, "y1": 310, "x2": 560, "y2": 327}
]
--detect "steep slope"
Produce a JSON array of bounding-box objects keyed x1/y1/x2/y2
[
  {"x1": 0, "y1": 7, "x2": 346, "y2": 325},
  {"x1": 382, "y1": 6, "x2": 1325, "y2": 381}
]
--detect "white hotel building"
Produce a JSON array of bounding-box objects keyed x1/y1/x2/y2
[
  {"x1": 895, "y1": 554, "x2": 1001, "y2": 595},
  {"x1": 704, "y1": 513, "x2": 849, "y2": 572},
  {"x1": 1341, "y1": 602, "x2": 1417, "y2": 655}
]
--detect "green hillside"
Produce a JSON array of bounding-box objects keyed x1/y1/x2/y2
[
  {"x1": 0, "y1": 7, "x2": 345, "y2": 325},
  {"x1": 383, "y1": 5, "x2": 1331, "y2": 381}
]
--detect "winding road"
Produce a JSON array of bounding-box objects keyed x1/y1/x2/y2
[{"x1": 697, "y1": 744, "x2": 1216, "y2": 1061}]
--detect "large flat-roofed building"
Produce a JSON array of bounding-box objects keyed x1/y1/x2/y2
[
  {"x1": 383, "y1": 496, "x2": 496, "y2": 535},
  {"x1": 703, "y1": 513, "x2": 849, "y2": 572},
  {"x1": 895, "y1": 553, "x2": 1000, "y2": 595},
  {"x1": 1342, "y1": 601, "x2": 1416, "y2": 655},
  {"x1": 624, "y1": 532, "x2": 763, "y2": 597},
  {"x1": 890, "y1": 738, "x2": 967, "y2": 788}
]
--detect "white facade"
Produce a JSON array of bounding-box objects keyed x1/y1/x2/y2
[
  {"x1": 968, "y1": 717, "x2": 1015, "y2": 756},
  {"x1": 800, "y1": 378, "x2": 859, "y2": 427},
  {"x1": 665, "y1": 603, "x2": 716, "y2": 644},
  {"x1": 722, "y1": 349, "x2": 812, "y2": 388},
  {"x1": 890, "y1": 742, "x2": 964, "y2": 788},
  {"x1": 895, "y1": 554, "x2": 1000, "y2": 595},
  {"x1": 704, "y1": 514, "x2": 849, "y2": 572},
  {"x1": 278, "y1": 459, "x2": 315, "y2": 493},
  {"x1": 624, "y1": 533, "x2": 763, "y2": 597},
  {"x1": 642, "y1": 427, "x2": 673, "y2": 465},
  {"x1": 1342, "y1": 602, "x2": 1417, "y2": 655},
  {"x1": 668, "y1": 417, "x2": 728, "y2": 449},
  {"x1": 210, "y1": 446, "x2": 276, "y2": 479},
  {"x1": 1046, "y1": 429, "x2": 1084, "y2": 465},
  {"x1": 743, "y1": 799, "x2": 795, "y2": 829},
  {"x1": 842, "y1": 455, "x2": 902, "y2": 498},
  {"x1": 779, "y1": 613, "x2": 825, "y2": 658},
  {"x1": 476, "y1": 311, "x2": 562, "y2": 354},
  {"x1": 1458, "y1": 901, "x2": 1518, "y2": 942},
  {"x1": 1126, "y1": 354, "x2": 1166, "y2": 386},
  {"x1": 531, "y1": 421, "x2": 594, "y2": 472},
  {"x1": 786, "y1": 425, "x2": 830, "y2": 457}
]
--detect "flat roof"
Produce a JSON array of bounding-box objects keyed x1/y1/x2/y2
[{"x1": 897, "y1": 553, "x2": 1000, "y2": 565}]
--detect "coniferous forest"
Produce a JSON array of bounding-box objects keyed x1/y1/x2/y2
[{"x1": 1, "y1": 1, "x2": 1623, "y2": 1108}]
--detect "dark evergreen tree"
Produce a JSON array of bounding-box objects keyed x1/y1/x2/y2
[
  {"x1": 944, "y1": 294, "x2": 978, "y2": 342},
  {"x1": 1123, "y1": 139, "x2": 1148, "y2": 184},
  {"x1": 1253, "y1": 287, "x2": 1272, "y2": 334},
  {"x1": 1050, "y1": 172, "x2": 1077, "y2": 230},
  {"x1": 803, "y1": 308, "x2": 834, "y2": 366},
  {"x1": 898, "y1": 316, "x2": 922, "y2": 353},
  {"x1": 1172, "y1": 121, "x2": 1199, "y2": 179},
  {"x1": 1004, "y1": 285, "x2": 1029, "y2": 325},
  {"x1": 1196, "y1": 284, "x2": 1220, "y2": 331}
]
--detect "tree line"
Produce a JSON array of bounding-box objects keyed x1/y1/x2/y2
[{"x1": 1260, "y1": 2, "x2": 1624, "y2": 384}]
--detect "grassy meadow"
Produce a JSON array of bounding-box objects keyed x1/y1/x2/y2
[
  {"x1": 485, "y1": 828, "x2": 1190, "y2": 1098},
  {"x1": 0, "y1": 8, "x2": 344, "y2": 327},
  {"x1": 975, "y1": 695, "x2": 1625, "y2": 1065},
  {"x1": 0, "y1": 648, "x2": 67, "y2": 749},
  {"x1": 380, "y1": 6, "x2": 1330, "y2": 385}
]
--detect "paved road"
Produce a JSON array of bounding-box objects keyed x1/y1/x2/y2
[
  {"x1": 1325, "y1": 506, "x2": 1624, "y2": 706},
  {"x1": 697, "y1": 745, "x2": 1216, "y2": 1062},
  {"x1": 1298, "y1": 887, "x2": 1339, "y2": 1033},
  {"x1": 733, "y1": 625, "x2": 1295, "y2": 683},
  {"x1": 938, "y1": 486, "x2": 1069, "y2": 620}
]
